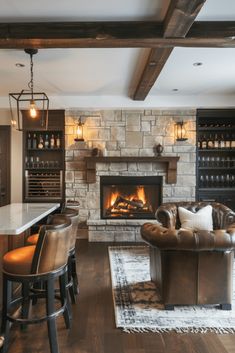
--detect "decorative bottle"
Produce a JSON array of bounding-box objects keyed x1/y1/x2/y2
[
  {"x1": 50, "y1": 134, "x2": 55, "y2": 148},
  {"x1": 44, "y1": 134, "x2": 49, "y2": 149},
  {"x1": 56, "y1": 134, "x2": 61, "y2": 148},
  {"x1": 27, "y1": 133, "x2": 32, "y2": 149},
  {"x1": 38, "y1": 134, "x2": 44, "y2": 149},
  {"x1": 32, "y1": 133, "x2": 37, "y2": 149}
]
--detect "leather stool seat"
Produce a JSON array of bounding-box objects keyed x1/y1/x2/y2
[
  {"x1": 3, "y1": 245, "x2": 36, "y2": 275},
  {"x1": 27, "y1": 233, "x2": 39, "y2": 246}
]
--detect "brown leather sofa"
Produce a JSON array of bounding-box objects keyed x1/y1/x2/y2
[{"x1": 141, "y1": 202, "x2": 235, "y2": 310}]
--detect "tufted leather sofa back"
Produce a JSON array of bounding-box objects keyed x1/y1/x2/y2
[{"x1": 156, "y1": 202, "x2": 235, "y2": 230}]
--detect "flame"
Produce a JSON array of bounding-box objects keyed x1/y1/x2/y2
[
  {"x1": 136, "y1": 186, "x2": 146, "y2": 204},
  {"x1": 110, "y1": 190, "x2": 119, "y2": 206}
]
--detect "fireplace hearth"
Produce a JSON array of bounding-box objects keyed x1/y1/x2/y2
[{"x1": 100, "y1": 176, "x2": 162, "y2": 219}]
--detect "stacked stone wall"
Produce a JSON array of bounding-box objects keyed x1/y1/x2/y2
[{"x1": 65, "y1": 109, "x2": 196, "y2": 241}]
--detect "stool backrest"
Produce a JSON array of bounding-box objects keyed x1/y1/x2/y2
[
  {"x1": 61, "y1": 208, "x2": 79, "y2": 250},
  {"x1": 31, "y1": 215, "x2": 72, "y2": 274}
]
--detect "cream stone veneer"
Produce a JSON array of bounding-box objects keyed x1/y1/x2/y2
[{"x1": 65, "y1": 109, "x2": 196, "y2": 242}]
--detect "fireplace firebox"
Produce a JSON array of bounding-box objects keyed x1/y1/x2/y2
[{"x1": 100, "y1": 176, "x2": 162, "y2": 219}]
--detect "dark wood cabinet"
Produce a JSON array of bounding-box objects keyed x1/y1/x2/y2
[
  {"x1": 22, "y1": 110, "x2": 65, "y2": 203},
  {"x1": 196, "y1": 109, "x2": 235, "y2": 211}
]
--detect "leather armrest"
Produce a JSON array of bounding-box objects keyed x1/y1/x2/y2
[{"x1": 155, "y1": 204, "x2": 177, "y2": 228}]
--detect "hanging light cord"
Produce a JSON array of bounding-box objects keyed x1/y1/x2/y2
[{"x1": 28, "y1": 53, "x2": 34, "y2": 100}]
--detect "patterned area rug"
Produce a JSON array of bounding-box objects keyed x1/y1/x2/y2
[{"x1": 108, "y1": 245, "x2": 235, "y2": 333}]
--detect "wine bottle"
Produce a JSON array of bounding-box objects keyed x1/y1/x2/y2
[
  {"x1": 56, "y1": 134, "x2": 61, "y2": 148},
  {"x1": 231, "y1": 134, "x2": 235, "y2": 148},
  {"x1": 44, "y1": 134, "x2": 49, "y2": 149},
  {"x1": 207, "y1": 134, "x2": 214, "y2": 149},
  {"x1": 50, "y1": 134, "x2": 55, "y2": 148},
  {"x1": 32, "y1": 133, "x2": 37, "y2": 149},
  {"x1": 27, "y1": 133, "x2": 32, "y2": 149},
  {"x1": 214, "y1": 134, "x2": 219, "y2": 149},
  {"x1": 38, "y1": 134, "x2": 44, "y2": 149},
  {"x1": 197, "y1": 135, "x2": 202, "y2": 149},
  {"x1": 225, "y1": 133, "x2": 230, "y2": 148},
  {"x1": 201, "y1": 134, "x2": 207, "y2": 149},
  {"x1": 220, "y1": 134, "x2": 225, "y2": 148}
]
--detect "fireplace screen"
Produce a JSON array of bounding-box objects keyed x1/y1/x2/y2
[{"x1": 100, "y1": 176, "x2": 162, "y2": 219}]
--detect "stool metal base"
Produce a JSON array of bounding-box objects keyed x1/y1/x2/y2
[{"x1": 1, "y1": 265, "x2": 70, "y2": 353}]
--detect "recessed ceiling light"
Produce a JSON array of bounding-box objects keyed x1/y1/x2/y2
[
  {"x1": 15, "y1": 63, "x2": 25, "y2": 68},
  {"x1": 172, "y1": 88, "x2": 179, "y2": 92},
  {"x1": 193, "y1": 62, "x2": 203, "y2": 66}
]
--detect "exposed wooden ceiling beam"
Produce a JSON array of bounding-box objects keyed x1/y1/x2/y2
[
  {"x1": 133, "y1": 0, "x2": 207, "y2": 100},
  {"x1": 0, "y1": 21, "x2": 234, "y2": 49}
]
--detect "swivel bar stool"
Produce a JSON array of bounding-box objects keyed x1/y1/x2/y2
[
  {"x1": 27, "y1": 207, "x2": 79, "y2": 303},
  {"x1": 1, "y1": 216, "x2": 72, "y2": 353}
]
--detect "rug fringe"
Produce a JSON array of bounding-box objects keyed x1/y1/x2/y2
[{"x1": 122, "y1": 327, "x2": 235, "y2": 334}]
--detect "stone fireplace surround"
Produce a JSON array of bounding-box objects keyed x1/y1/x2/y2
[
  {"x1": 87, "y1": 160, "x2": 177, "y2": 242},
  {"x1": 65, "y1": 109, "x2": 196, "y2": 242}
]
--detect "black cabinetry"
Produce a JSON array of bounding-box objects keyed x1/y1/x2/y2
[
  {"x1": 196, "y1": 109, "x2": 235, "y2": 210},
  {"x1": 22, "y1": 110, "x2": 65, "y2": 203}
]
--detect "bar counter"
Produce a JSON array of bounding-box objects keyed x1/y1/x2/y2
[{"x1": 0, "y1": 203, "x2": 60, "y2": 235}]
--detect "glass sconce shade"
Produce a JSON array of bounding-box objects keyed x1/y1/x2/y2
[
  {"x1": 175, "y1": 121, "x2": 188, "y2": 141},
  {"x1": 74, "y1": 118, "x2": 84, "y2": 142}
]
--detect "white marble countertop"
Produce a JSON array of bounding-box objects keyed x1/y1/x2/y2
[{"x1": 0, "y1": 203, "x2": 60, "y2": 235}]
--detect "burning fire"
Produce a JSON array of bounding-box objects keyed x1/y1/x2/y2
[
  {"x1": 103, "y1": 183, "x2": 155, "y2": 218},
  {"x1": 109, "y1": 186, "x2": 146, "y2": 208}
]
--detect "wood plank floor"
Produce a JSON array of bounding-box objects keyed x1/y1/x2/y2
[{"x1": 7, "y1": 240, "x2": 235, "y2": 353}]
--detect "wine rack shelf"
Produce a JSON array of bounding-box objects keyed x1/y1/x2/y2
[
  {"x1": 25, "y1": 171, "x2": 63, "y2": 200},
  {"x1": 196, "y1": 109, "x2": 235, "y2": 211},
  {"x1": 22, "y1": 110, "x2": 65, "y2": 203}
]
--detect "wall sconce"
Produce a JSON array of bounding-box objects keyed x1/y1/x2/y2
[
  {"x1": 9, "y1": 48, "x2": 49, "y2": 131},
  {"x1": 74, "y1": 117, "x2": 84, "y2": 142},
  {"x1": 175, "y1": 121, "x2": 188, "y2": 141}
]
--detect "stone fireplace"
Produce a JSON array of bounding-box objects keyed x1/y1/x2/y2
[
  {"x1": 100, "y1": 175, "x2": 162, "y2": 219},
  {"x1": 65, "y1": 109, "x2": 196, "y2": 242}
]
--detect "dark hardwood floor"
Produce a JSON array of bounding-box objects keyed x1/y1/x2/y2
[{"x1": 6, "y1": 240, "x2": 235, "y2": 353}]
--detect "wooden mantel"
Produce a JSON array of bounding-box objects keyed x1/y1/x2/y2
[{"x1": 83, "y1": 156, "x2": 180, "y2": 184}]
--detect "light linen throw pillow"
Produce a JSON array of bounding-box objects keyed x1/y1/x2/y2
[{"x1": 178, "y1": 205, "x2": 213, "y2": 231}]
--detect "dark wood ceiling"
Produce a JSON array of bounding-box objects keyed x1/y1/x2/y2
[{"x1": 0, "y1": 0, "x2": 234, "y2": 100}]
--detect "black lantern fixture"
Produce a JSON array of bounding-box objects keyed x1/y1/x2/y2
[
  {"x1": 175, "y1": 121, "x2": 188, "y2": 141},
  {"x1": 74, "y1": 117, "x2": 84, "y2": 142},
  {"x1": 9, "y1": 49, "x2": 49, "y2": 131}
]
